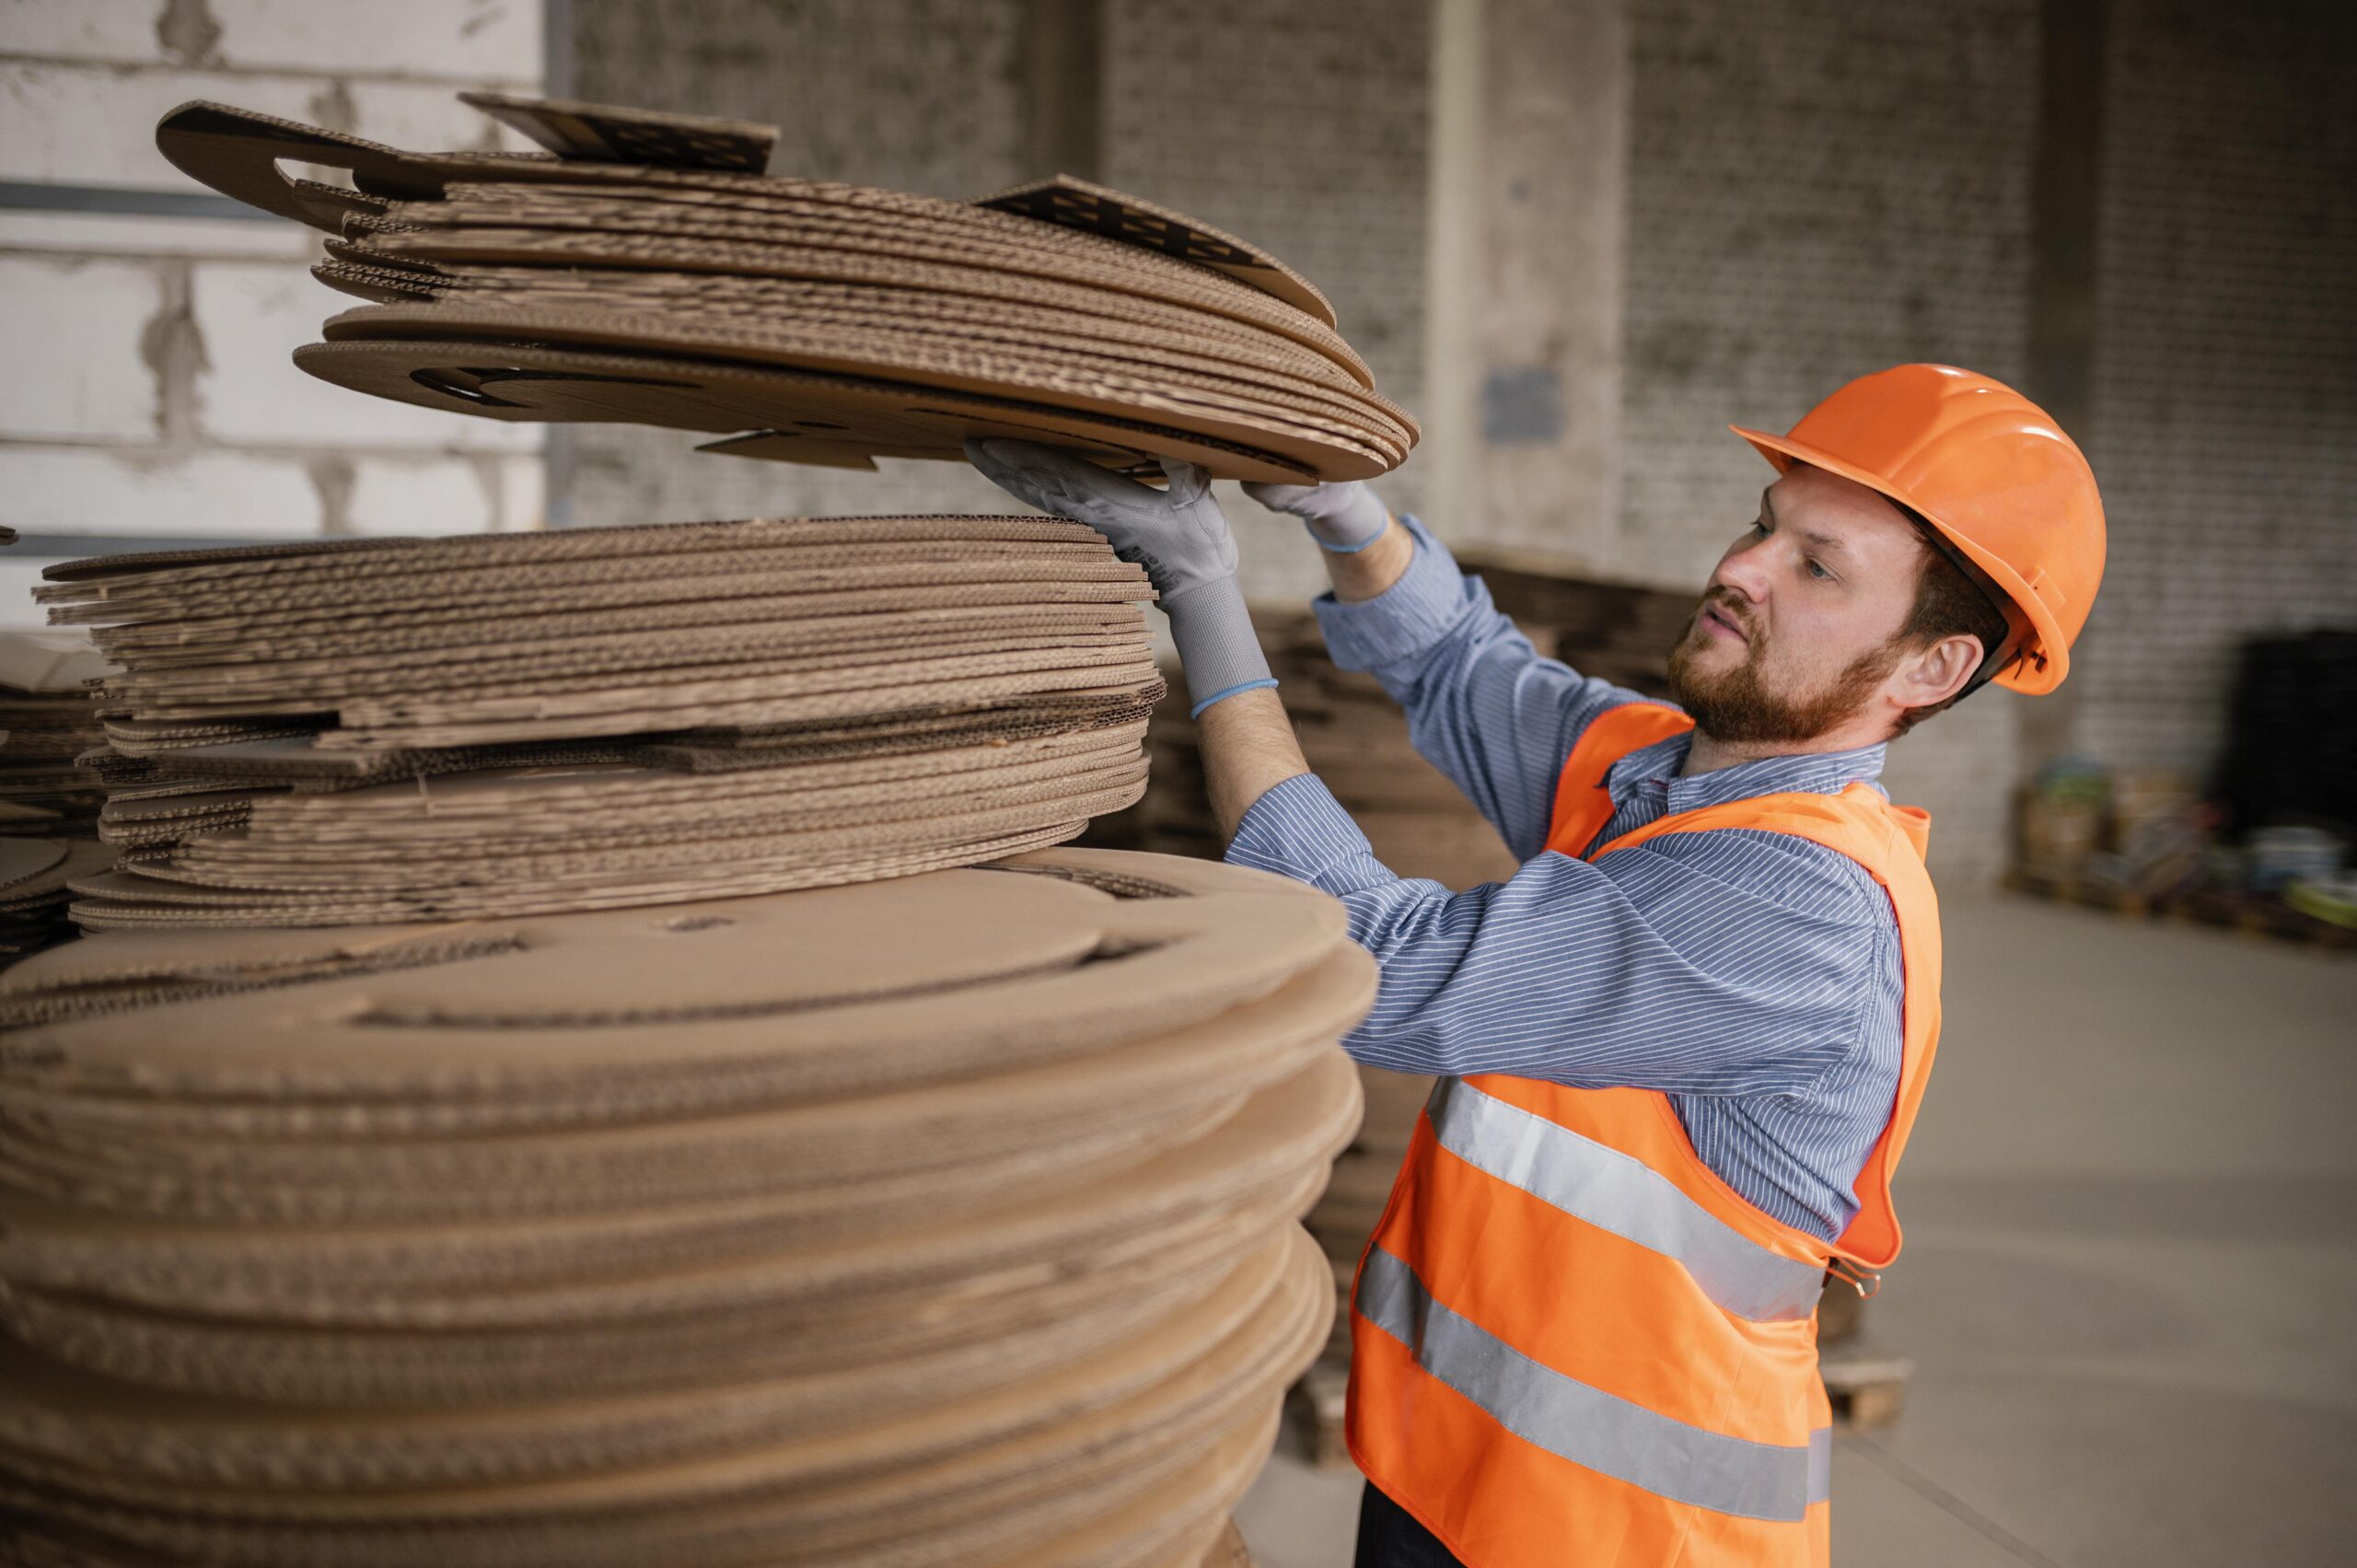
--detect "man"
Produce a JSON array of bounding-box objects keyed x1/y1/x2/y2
[{"x1": 970, "y1": 363, "x2": 2106, "y2": 1568}]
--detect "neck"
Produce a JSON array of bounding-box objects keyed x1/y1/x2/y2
[{"x1": 1682, "y1": 725, "x2": 1887, "y2": 777}]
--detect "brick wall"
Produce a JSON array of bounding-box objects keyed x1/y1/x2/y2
[
  {"x1": 2073, "y1": 0, "x2": 2357, "y2": 778},
  {"x1": 565, "y1": 0, "x2": 1433, "y2": 613},
  {"x1": 1100, "y1": 0, "x2": 1434, "y2": 607},
  {"x1": 566, "y1": 0, "x2": 1042, "y2": 530},
  {"x1": 0, "y1": 0, "x2": 548, "y2": 624},
  {"x1": 1611, "y1": 0, "x2": 2044, "y2": 882}
]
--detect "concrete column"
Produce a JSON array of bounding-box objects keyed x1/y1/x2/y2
[
  {"x1": 1456, "y1": 0, "x2": 1629, "y2": 559},
  {"x1": 1020, "y1": 0, "x2": 1105, "y2": 182},
  {"x1": 2016, "y1": 0, "x2": 2108, "y2": 777},
  {"x1": 1419, "y1": 0, "x2": 1484, "y2": 540}
]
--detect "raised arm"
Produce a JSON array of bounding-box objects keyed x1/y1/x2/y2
[
  {"x1": 1225, "y1": 774, "x2": 1894, "y2": 1092},
  {"x1": 1243, "y1": 485, "x2": 1657, "y2": 859}
]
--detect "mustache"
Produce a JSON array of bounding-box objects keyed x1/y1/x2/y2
[{"x1": 1694, "y1": 588, "x2": 1758, "y2": 641}]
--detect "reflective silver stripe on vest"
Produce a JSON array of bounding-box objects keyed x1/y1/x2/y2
[
  {"x1": 1808, "y1": 1423, "x2": 1832, "y2": 1505},
  {"x1": 1426, "y1": 1077, "x2": 1828, "y2": 1323},
  {"x1": 1357, "y1": 1245, "x2": 1829, "y2": 1521}
]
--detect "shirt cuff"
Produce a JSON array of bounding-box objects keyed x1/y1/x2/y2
[
  {"x1": 1310, "y1": 514, "x2": 1476, "y2": 673},
  {"x1": 1223, "y1": 772, "x2": 1398, "y2": 899}
]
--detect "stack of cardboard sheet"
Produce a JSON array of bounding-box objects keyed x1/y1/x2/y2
[
  {"x1": 39, "y1": 517, "x2": 1163, "y2": 928},
  {"x1": 0, "y1": 633, "x2": 111, "y2": 836},
  {"x1": 1455, "y1": 546, "x2": 1696, "y2": 699},
  {"x1": 152, "y1": 96, "x2": 1415, "y2": 486},
  {"x1": 0, "y1": 848, "x2": 1371, "y2": 1567},
  {"x1": 0, "y1": 633, "x2": 117, "y2": 962}
]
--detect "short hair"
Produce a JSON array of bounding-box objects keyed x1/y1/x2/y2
[{"x1": 1890, "y1": 515, "x2": 2014, "y2": 738}]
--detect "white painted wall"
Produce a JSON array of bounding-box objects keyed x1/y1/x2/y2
[{"x1": 0, "y1": 0, "x2": 549, "y2": 626}]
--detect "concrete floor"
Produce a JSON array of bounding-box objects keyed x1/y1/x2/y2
[{"x1": 1234, "y1": 891, "x2": 2357, "y2": 1566}]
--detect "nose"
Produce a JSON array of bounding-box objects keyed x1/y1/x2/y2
[{"x1": 1712, "y1": 538, "x2": 1771, "y2": 605}]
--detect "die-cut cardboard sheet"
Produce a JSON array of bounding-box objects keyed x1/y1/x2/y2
[
  {"x1": 44, "y1": 519, "x2": 1167, "y2": 925},
  {"x1": 0, "y1": 633, "x2": 116, "y2": 960},
  {"x1": 151, "y1": 95, "x2": 1416, "y2": 482},
  {"x1": 0, "y1": 850, "x2": 1369, "y2": 1567}
]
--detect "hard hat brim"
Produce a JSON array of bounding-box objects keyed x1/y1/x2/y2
[{"x1": 1728, "y1": 425, "x2": 2067, "y2": 694}]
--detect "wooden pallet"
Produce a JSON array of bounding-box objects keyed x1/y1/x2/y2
[
  {"x1": 1200, "y1": 1519, "x2": 1255, "y2": 1568},
  {"x1": 1286, "y1": 1356, "x2": 1354, "y2": 1469},
  {"x1": 2005, "y1": 871, "x2": 2355, "y2": 952},
  {"x1": 1820, "y1": 1346, "x2": 1914, "y2": 1429}
]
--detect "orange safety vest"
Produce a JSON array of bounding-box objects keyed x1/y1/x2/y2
[{"x1": 1345, "y1": 703, "x2": 1945, "y2": 1567}]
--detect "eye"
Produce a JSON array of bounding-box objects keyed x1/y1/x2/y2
[
  {"x1": 1747, "y1": 518, "x2": 1769, "y2": 539},
  {"x1": 1806, "y1": 557, "x2": 1833, "y2": 581}
]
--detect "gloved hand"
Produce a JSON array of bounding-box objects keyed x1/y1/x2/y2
[
  {"x1": 966, "y1": 438, "x2": 1275, "y2": 716},
  {"x1": 1241, "y1": 480, "x2": 1390, "y2": 552}
]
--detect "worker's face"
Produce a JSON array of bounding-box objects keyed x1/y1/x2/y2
[{"x1": 1668, "y1": 464, "x2": 1925, "y2": 744}]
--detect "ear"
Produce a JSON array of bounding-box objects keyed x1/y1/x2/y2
[{"x1": 1886, "y1": 633, "x2": 1982, "y2": 719}]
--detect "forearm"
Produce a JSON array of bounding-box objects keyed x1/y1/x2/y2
[
  {"x1": 1319, "y1": 512, "x2": 1415, "y2": 602},
  {"x1": 1311, "y1": 517, "x2": 1639, "y2": 856},
  {"x1": 1198, "y1": 687, "x2": 1311, "y2": 840}
]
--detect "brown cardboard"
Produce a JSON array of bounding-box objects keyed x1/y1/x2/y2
[
  {"x1": 313, "y1": 304, "x2": 1409, "y2": 468},
  {"x1": 149, "y1": 97, "x2": 1416, "y2": 482},
  {"x1": 311, "y1": 285, "x2": 1375, "y2": 435},
  {"x1": 156, "y1": 100, "x2": 1322, "y2": 318},
  {"x1": 336, "y1": 215, "x2": 1366, "y2": 378},
  {"x1": 327, "y1": 242, "x2": 1365, "y2": 390},
  {"x1": 290, "y1": 339, "x2": 1342, "y2": 483},
  {"x1": 0, "y1": 942, "x2": 1361, "y2": 1233},
  {"x1": 978, "y1": 173, "x2": 1337, "y2": 328},
  {"x1": 43, "y1": 518, "x2": 1165, "y2": 919},
  {"x1": 0, "y1": 849, "x2": 1363, "y2": 1564},
  {"x1": 0, "y1": 1220, "x2": 1305, "y2": 1488},
  {"x1": 75, "y1": 769, "x2": 1151, "y2": 923},
  {"x1": 0, "y1": 1244, "x2": 1319, "y2": 1568},
  {"x1": 315, "y1": 235, "x2": 1373, "y2": 387},
  {"x1": 456, "y1": 92, "x2": 778, "y2": 174},
  {"x1": 45, "y1": 514, "x2": 1108, "y2": 586},
  {"x1": 0, "y1": 633, "x2": 115, "y2": 958},
  {"x1": 0, "y1": 1199, "x2": 1274, "y2": 1408},
  {"x1": 3, "y1": 851, "x2": 1352, "y2": 1099}
]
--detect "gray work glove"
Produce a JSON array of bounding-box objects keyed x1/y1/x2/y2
[
  {"x1": 1241, "y1": 480, "x2": 1390, "y2": 552},
  {"x1": 966, "y1": 439, "x2": 1275, "y2": 716}
]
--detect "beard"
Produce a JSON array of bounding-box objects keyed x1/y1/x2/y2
[{"x1": 1667, "y1": 590, "x2": 1899, "y2": 746}]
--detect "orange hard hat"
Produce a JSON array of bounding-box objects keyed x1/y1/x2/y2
[{"x1": 1730, "y1": 364, "x2": 2105, "y2": 695}]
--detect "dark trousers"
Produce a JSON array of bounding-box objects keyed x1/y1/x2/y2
[{"x1": 1355, "y1": 1481, "x2": 1467, "y2": 1568}]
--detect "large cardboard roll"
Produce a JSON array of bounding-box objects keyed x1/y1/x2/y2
[
  {"x1": 0, "y1": 1051, "x2": 1355, "y2": 1335},
  {"x1": 0, "y1": 852, "x2": 1364, "y2": 1565},
  {"x1": 3, "y1": 854, "x2": 1353, "y2": 1104},
  {"x1": 0, "y1": 1178, "x2": 1290, "y2": 1408},
  {"x1": 0, "y1": 947, "x2": 1369, "y2": 1233},
  {"x1": 0, "y1": 1233, "x2": 1327, "y2": 1559}
]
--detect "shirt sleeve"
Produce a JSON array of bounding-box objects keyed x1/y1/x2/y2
[
  {"x1": 1225, "y1": 772, "x2": 1890, "y2": 1095},
  {"x1": 1311, "y1": 515, "x2": 1659, "y2": 859}
]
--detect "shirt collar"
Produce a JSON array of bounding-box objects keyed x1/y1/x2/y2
[{"x1": 1604, "y1": 730, "x2": 1889, "y2": 814}]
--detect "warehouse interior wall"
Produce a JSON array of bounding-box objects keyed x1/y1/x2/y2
[
  {"x1": 564, "y1": 0, "x2": 1434, "y2": 616},
  {"x1": 1608, "y1": 1, "x2": 2042, "y2": 881},
  {"x1": 3, "y1": 0, "x2": 2350, "y2": 886},
  {"x1": 563, "y1": 0, "x2": 2356, "y2": 887},
  {"x1": 0, "y1": 0, "x2": 552, "y2": 620},
  {"x1": 2073, "y1": 0, "x2": 2357, "y2": 780}
]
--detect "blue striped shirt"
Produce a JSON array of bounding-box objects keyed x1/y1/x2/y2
[{"x1": 1225, "y1": 517, "x2": 1906, "y2": 1240}]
